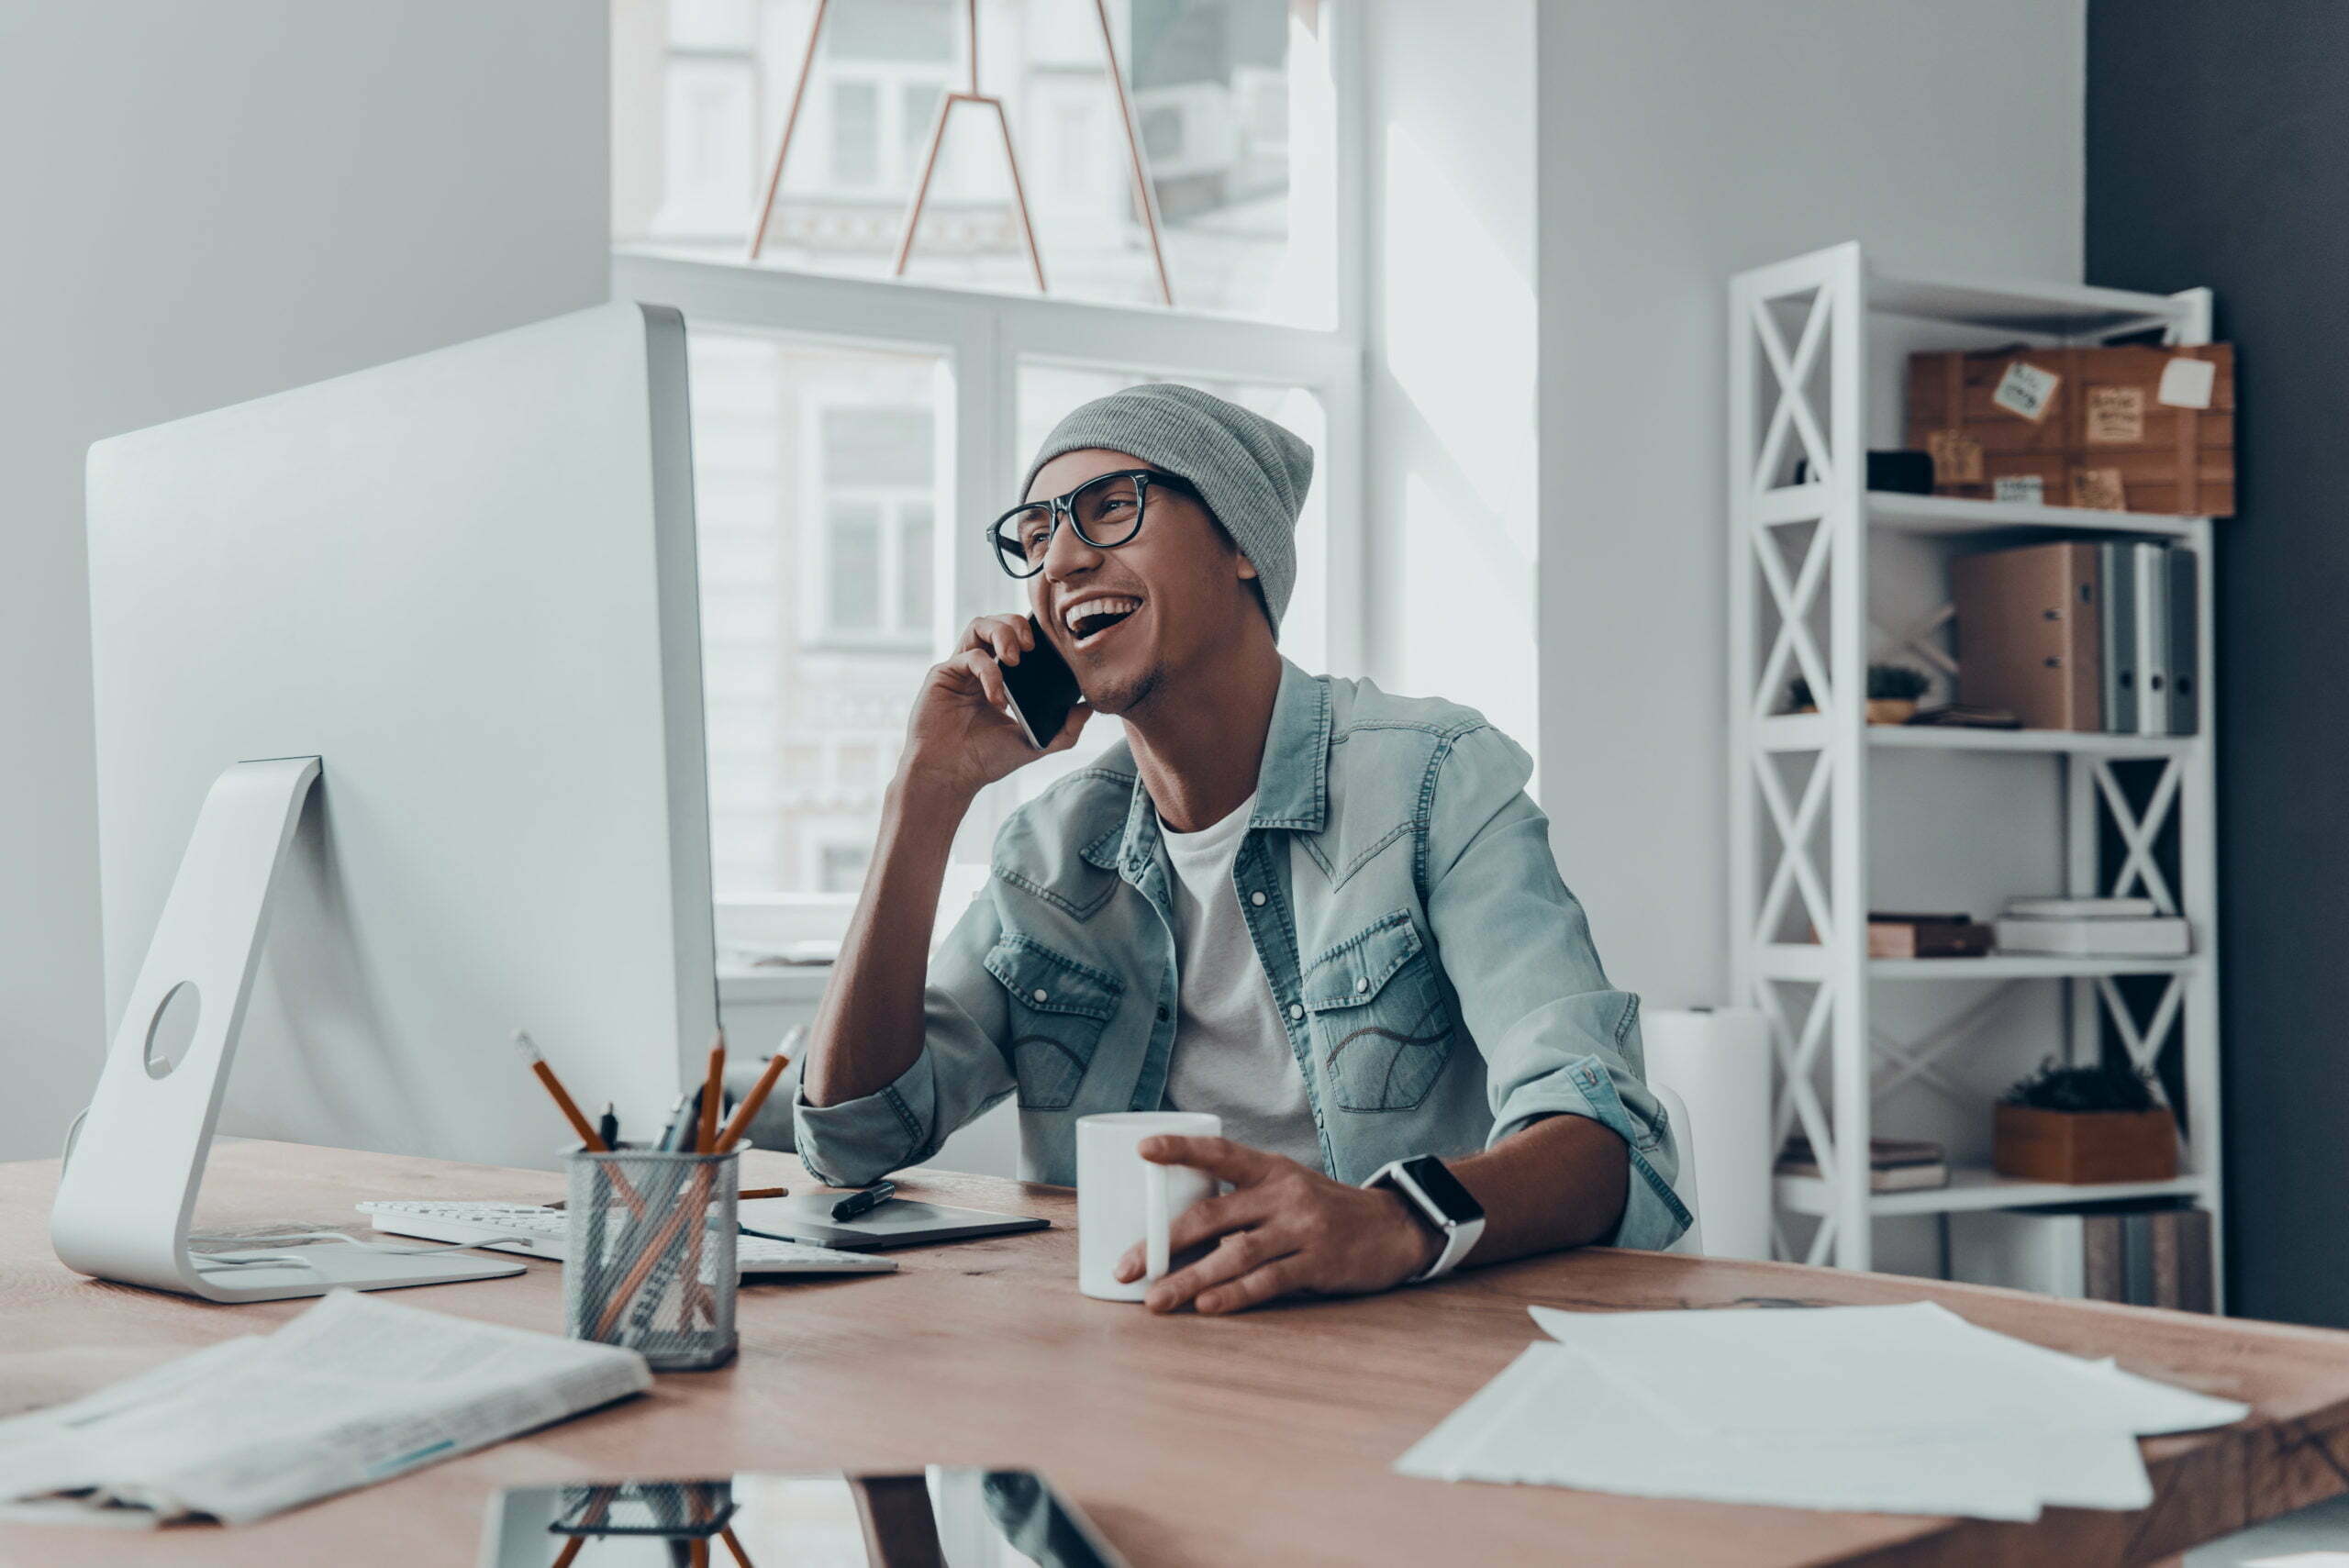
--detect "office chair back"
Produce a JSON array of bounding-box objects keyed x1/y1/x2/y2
[{"x1": 1650, "y1": 1081, "x2": 1705, "y2": 1256}]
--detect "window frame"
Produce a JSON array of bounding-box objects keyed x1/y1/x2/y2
[{"x1": 615, "y1": 2, "x2": 1367, "y2": 930}]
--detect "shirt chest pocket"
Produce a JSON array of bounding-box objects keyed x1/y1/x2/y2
[
  {"x1": 985, "y1": 934, "x2": 1124, "y2": 1110},
  {"x1": 1301, "y1": 911, "x2": 1455, "y2": 1112}
]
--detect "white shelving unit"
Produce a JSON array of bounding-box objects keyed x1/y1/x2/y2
[{"x1": 1726, "y1": 243, "x2": 2222, "y2": 1296}]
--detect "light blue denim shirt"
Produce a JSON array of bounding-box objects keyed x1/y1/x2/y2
[{"x1": 796, "y1": 660, "x2": 1690, "y2": 1252}]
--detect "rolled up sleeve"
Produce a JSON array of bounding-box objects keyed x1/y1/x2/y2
[
  {"x1": 1423, "y1": 728, "x2": 1690, "y2": 1252},
  {"x1": 792, "y1": 886, "x2": 1018, "y2": 1189}
]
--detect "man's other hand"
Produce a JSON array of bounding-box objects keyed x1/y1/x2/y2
[{"x1": 1112, "y1": 1136, "x2": 1442, "y2": 1315}]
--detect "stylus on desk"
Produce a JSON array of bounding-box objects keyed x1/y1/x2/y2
[{"x1": 830, "y1": 1181, "x2": 896, "y2": 1222}]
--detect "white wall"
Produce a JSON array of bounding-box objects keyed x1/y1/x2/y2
[
  {"x1": 1360, "y1": 0, "x2": 1541, "y2": 751},
  {"x1": 1535, "y1": 0, "x2": 2086, "y2": 1007},
  {"x1": 0, "y1": 4, "x2": 610, "y2": 1159}
]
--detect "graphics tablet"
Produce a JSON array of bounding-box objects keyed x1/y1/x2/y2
[{"x1": 737, "y1": 1194, "x2": 1050, "y2": 1251}]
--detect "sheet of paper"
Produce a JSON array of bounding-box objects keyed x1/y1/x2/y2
[
  {"x1": 1397, "y1": 1342, "x2": 2110, "y2": 1520},
  {"x1": 1395, "y1": 1303, "x2": 2249, "y2": 1521},
  {"x1": 0, "y1": 1290, "x2": 651, "y2": 1526},
  {"x1": 1527, "y1": 1302, "x2": 2246, "y2": 1440}
]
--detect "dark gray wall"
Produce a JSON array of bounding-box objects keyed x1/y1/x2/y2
[{"x1": 2087, "y1": 1, "x2": 2349, "y2": 1327}]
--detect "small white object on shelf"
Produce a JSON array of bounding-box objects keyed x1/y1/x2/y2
[
  {"x1": 2006, "y1": 895, "x2": 2161, "y2": 918},
  {"x1": 1994, "y1": 917, "x2": 2190, "y2": 957}
]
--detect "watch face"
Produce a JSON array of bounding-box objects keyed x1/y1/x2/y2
[{"x1": 1401, "y1": 1156, "x2": 1484, "y2": 1225}]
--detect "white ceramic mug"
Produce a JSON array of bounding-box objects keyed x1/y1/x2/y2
[{"x1": 1076, "y1": 1111, "x2": 1220, "y2": 1301}]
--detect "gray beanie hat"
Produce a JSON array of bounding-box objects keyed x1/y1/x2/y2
[{"x1": 1020, "y1": 383, "x2": 1313, "y2": 633}]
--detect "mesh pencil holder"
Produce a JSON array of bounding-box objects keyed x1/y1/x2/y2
[{"x1": 563, "y1": 1149, "x2": 739, "y2": 1372}]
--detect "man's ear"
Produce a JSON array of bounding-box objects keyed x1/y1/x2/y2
[{"x1": 1236, "y1": 553, "x2": 1259, "y2": 581}]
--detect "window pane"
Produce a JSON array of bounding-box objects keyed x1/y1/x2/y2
[
  {"x1": 829, "y1": 81, "x2": 881, "y2": 187},
  {"x1": 821, "y1": 406, "x2": 933, "y2": 486},
  {"x1": 902, "y1": 81, "x2": 944, "y2": 166},
  {"x1": 827, "y1": 499, "x2": 884, "y2": 631},
  {"x1": 651, "y1": 55, "x2": 756, "y2": 240},
  {"x1": 826, "y1": 0, "x2": 956, "y2": 62},
  {"x1": 899, "y1": 500, "x2": 935, "y2": 632},
  {"x1": 687, "y1": 327, "x2": 949, "y2": 898},
  {"x1": 617, "y1": 0, "x2": 1333, "y2": 324}
]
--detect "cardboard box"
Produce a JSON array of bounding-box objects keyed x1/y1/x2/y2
[{"x1": 1908, "y1": 344, "x2": 2234, "y2": 517}]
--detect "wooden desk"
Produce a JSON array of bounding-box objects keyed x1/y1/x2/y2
[{"x1": 3, "y1": 1142, "x2": 2346, "y2": 1567}]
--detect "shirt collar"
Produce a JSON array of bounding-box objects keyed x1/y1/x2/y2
[{"x1": 1084, "y1": 659, "x2": 1330, "y2": 879}]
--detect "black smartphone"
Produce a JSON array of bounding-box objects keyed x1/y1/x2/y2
[{"x1": 998, "y1": 614, "x2": 1081, "y2": 749}]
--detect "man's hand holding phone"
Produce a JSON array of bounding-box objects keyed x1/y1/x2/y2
[{"x1": 898, "y1": 614, "x2": 1090, "y2": 803}]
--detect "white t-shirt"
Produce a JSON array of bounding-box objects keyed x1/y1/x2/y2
[{"x1": 1158, "y1": 794, "x2": 1326, "y2": 1172}]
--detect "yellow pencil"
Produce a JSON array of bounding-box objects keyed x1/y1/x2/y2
[
  {"x1": 511, "y1": 1030, "x2": 606, "y2": 1151},
  {"x1": 695, "y1": 1030, "x2": 726, "y2": 1153}
]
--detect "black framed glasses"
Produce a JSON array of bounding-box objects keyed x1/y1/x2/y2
[{"x1": 985, "y1": 468, "x2": 1198, "y2": 579}]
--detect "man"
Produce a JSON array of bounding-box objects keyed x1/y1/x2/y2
[{"x1": 796, "y1": 384, "x2": 1686, "y2": 1315}]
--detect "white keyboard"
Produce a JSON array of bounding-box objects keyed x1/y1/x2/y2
[{"x1": 359, "y1": 1200, "x2": 897, "y2": 1276}]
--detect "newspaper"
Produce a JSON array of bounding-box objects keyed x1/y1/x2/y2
[{"x1": 0, "y1": 1290, "x2": 650, "y2": 1527}]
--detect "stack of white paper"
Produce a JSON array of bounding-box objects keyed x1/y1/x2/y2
[
  {"x1": 0, "y1": 1290, "x2": 651, "y2": 1527},
  {"x1": 1397, "y1": 1302, "x2": 2248, "y2": 1521}
]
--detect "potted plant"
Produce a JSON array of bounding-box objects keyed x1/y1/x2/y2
[
  {"x1": 1993, "y1": 1060, "x2": 2178, "y2": 1184},
  {"x1": 1865, "y1": 663, "x2": 1930, "y2": 724},
  {"x1": 1785, "y1": 664, "x2": 1932, "y2": 724}
]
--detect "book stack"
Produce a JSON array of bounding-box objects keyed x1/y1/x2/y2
[
  {"x1": 1995, "y1": 896, "x2": 2190, "y2": 957},
  {"x1": 1950, "y1": 540, "x2": 2199, "y2": 734},
  {"x1": 1777, "y1": 1136, "x2": 1949, "y2": 1192},
  {"x1": 2083, "y1": 1204, "x2": 2215, "y2": 1311},
  {"x1": 1867, "y1": 912, "x2": 1993, "y2": 959}
]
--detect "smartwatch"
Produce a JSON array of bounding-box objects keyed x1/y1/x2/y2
[{"x1": 1364, "y1": 1155, "x2": 1486, "y2": 1283}]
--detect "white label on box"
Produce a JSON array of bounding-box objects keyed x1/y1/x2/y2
[
  {"x1": 1994, "y1": 474, "x2": 2046, "y2": 506},
  {"x1": 1992, "y1": 361, "x2": 2061, "y2": 421},
  {"x1": 2158, "y1": 356, "x2": 2217, "y2": 409}
]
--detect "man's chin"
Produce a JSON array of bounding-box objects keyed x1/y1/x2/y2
[{"x1": 1077, "y1": 661, "x2": 1163, "y2": 718}]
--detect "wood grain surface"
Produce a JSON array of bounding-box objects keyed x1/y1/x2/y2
[{"x1": 2, "y1": 1140, "x2": 2345, "y2": 1567}]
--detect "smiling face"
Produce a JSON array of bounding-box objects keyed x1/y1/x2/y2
[{"x1": 1021, "y1": 448, "x2": 1264, "y2": 717}]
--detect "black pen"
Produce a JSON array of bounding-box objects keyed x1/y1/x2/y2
[
  {"x1": 597, "y1": 1102, "x2": 620, "y2": 1150},
  {"x1": 830, "y1": 1180, "x2": 896, "y2": 1222}
]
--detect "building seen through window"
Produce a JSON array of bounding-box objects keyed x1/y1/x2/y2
[
  {"x1": 690, "y1": 331, "x2": 946, "y2": 897},
  {"x1": 614, "y1": 0, "x2": 1310, "y2": 321}
]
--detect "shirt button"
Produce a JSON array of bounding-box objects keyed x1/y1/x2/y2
[
  {"x1": 1249, "y1": 891, "x2": 1267, "y2": 907},
  {"x1": 1156, "y1": 1006, "x2": 1170, "y2": 1022},
  {"x1": 1288, "y1": 1002, "x2": 1304, "y2": 1021},
  {"x1": 1031, "y1": 988, "x2": 1049, "y2": 1003},
  {"x1": 1355, "y1": 976, "x2": 1371, "y2": 994}
]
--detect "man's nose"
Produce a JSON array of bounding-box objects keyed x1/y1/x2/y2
[{"x1": 1040, "y1": 512, "x2": 1106, "y2": 580}]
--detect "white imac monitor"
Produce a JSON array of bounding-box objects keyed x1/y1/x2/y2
[{"x1": 56, "y1": 302, "x2": 717, "y2": 1299}]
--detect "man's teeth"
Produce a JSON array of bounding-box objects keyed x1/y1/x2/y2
[{"x1": 1063, "y1": 596, "x2": 1141, "y2": 636}]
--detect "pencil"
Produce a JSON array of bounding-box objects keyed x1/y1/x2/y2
[
  {"x1": 714, "y1": 1050, "x2": 792, "y2": 1153},
  {"x1": 511, "y1": 1030, "x2": 606, "y2": 1151},
  {"x1": 695, "y1": 1030, "x2": 726, "y2": 1153},
  {"x1": 738, "y1": 1186, "x2": 790, "y2": 1200}
]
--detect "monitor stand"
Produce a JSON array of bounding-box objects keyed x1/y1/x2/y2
[{"x1": 49, "y1": 757, "x2": 524, "y2": 1303}]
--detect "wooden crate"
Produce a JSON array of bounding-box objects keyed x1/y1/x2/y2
[
  {"x1": 1907, "y1": 343, "x2": 2234, "y2": 517},
  {"x1": 1993, "y1": 1104, "x2": 2180, "y2": 1184}
]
